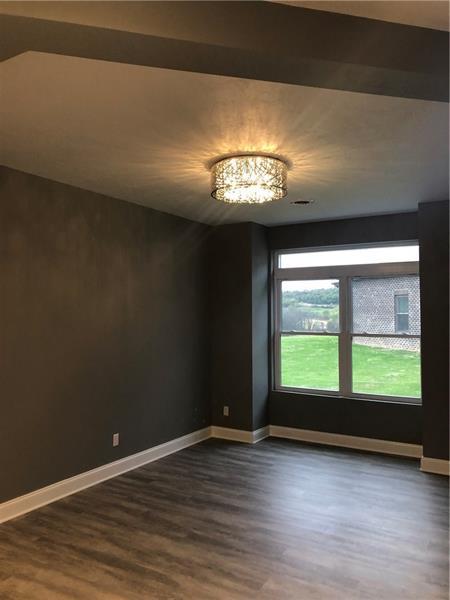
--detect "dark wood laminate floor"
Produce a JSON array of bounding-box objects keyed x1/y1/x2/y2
[{"x1": 0, "y1": 438, "x2": 448, "y2": 600}]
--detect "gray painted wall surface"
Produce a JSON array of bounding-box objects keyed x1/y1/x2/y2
[
  {"x1": 0, "y1": 167, "x2": 211, "y2": 503},
  {"x1": 250, "y1": 224, "x2": 270, "y2": 430},
  {"x1": 267, "y1": 212, "x2": 419, "y2": 251},
  {"x1": 270, "y1": 392, "x2": 422, "y2": 444},
  {"x1": 208, "y1": 223, "x2": 270, "y2": 431},
  {"x1": 419, "y1": 200, "x2": 449, "y2": 460},
  {"x1": 1, "y1": 167, "x2": 447, "y2": 505},
  {"x1": 208, "y1": 223, "x2": 253, "y2": 430}
]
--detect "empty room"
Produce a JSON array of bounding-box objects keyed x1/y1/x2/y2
[{"x1": 0, "y1": 1, "x2": 449, "y2": 599}]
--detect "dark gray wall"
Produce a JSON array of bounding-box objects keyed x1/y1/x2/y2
[
  {"x1": 268, "y1": 212, "x2": 419, "y2": 250},
  {"x1": 270, "y1": 393, "x2": 422, "y2": 444},
  {"x1": 1, "y1": 165, "x2": 447, "y2": 505},
  {"x1": 251, "y1": 224, "x2": 270, "y2": 430},
  {"x1": 208, "y1": 223, "x2": 269, "y2": 431},
  {"x1": 208, "y1": 223, "x2": 253, "y2": 430},
  {"x1": 268, "y1": 212, "x2": 422, "y2": 443},
  {"x1": 419, "y1": 200, "x2": 449, "y2": 460},
  {"x1": 0, "y1": 167, "x2": 211, "y2": 503}
]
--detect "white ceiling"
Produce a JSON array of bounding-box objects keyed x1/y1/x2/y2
[
  {"x1": 275, "y1": 1, "x2": 449, "y2": 31},
  {"x1": 1, "y1": 52, "x2": 448, "y2": 226}
]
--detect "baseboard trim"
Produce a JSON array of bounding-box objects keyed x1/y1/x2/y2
[
  {"x1": 210, "y1": 425, "x2": 270, "y2": 444},
  {"x1": 253, "y1": 425, "x2": 270, "y2": 443},
  {"x1": 210, "y1": 426, "x2": 252, "y2": 443},
  {"x1": 269, "y1": 425, "x2": 422, "y2": 458},
  {"x1": 0, "y1": 427, "x2": 211, "y2": 524},
  {"x1": 0, "y1": 423, "x2": 427, "y2": 524},
  {"x1": 420, "y1": 456, "x2": 450, "y2": 476}
]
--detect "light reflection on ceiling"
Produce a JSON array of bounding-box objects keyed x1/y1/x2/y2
[{"x1": 1, "y1": 52, "x2": 448, "y2": 225}]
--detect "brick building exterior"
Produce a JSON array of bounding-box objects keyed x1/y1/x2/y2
[{"x1": 352, "y1": 275, "x2": 420, "y2": 351}]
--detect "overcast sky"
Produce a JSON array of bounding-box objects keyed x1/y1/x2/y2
[
  {"x1": 283, "y1": 279, "x2": 338, "y2": 292},
  {"x1": 280, "y1": 244, "x2": 419, "y2": 269}
]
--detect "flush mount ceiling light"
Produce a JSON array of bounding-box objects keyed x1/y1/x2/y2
[{"x1": 210, "y1": 154, "x2": 288, "y2": 204}]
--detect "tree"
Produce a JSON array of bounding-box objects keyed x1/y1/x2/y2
[{"x1": 282, "y1": 287, "x2": 338, "y2": 306}]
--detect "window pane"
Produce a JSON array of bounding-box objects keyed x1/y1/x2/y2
[
  {"x1": 281, "y1": 280, "x2": 339, "y2": 332},
  {"x1": 396, "y1": 314, "x2": 409, "y2": 332},
  {"x1": 281, "y1": 334, "x2": 339, "y2": 391},
  {"x1": 396, "y1": 295, "x2": 409, "y2": 314},
  {"x1": 352, "y1": 337, "x2": 421, "y2": 398},
  {"x1": 279, "y1": 244, "x2": 418, "y2": 268},
  {"x1": 352, "y1": 275, "x2": 420, "y2": 334}
]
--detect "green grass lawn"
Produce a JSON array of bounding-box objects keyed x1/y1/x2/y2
[{"x1": 281, "y1": 335, "x2": 421, "y2": 398}]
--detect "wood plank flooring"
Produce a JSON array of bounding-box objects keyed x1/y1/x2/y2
[{"x1": 0, "y1": 438, "x2": 448, "y2": 599}]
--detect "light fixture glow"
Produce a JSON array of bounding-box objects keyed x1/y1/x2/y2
[{"x1": 211, "y1": 155, "x2": 288, "y2": 204}]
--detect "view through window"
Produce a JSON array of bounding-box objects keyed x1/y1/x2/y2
[{"x1": 274, "y1": 244, "x2": 421, "y2": 402}]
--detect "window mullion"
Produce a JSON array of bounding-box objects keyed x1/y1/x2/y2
[
  {"x1": 273, "y1": 279, "x2": 282, "y2": 390},
  {"x1": 339, "y1": 276, "x2": 352, "y2": 397}
]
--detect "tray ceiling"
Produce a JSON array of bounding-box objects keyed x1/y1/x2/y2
[{"x1": 1, "y1": 52, "x2": 448, "y2": 225}]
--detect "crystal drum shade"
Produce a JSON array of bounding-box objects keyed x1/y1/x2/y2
[{"x1": 211, "y1": 155, "x2": 287, "y2": 204}]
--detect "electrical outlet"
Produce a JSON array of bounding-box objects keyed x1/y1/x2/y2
[
  {"x1": 223, "y1": 405, "x2": 229, "y2": 417},
  {"x1": 112, "y1": 433, "x2": 120, "y2": 447}
]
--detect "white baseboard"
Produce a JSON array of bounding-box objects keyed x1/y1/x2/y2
[
  {"x1": 210, "y1": 426, "x2": 252, "y2": 443},
  {"x1": 0, "y1": 427, "x2": 211, "y2": 524},
  {"x1": 0, "y1": 423, "x2": 427, "y2": 524},
  {"x1": 1, "y1": 424, "x2": 272, "y2": 524},
  {"x1": 252, "y1": 425, "x2": 270, "y2": 443},
  {"x1": 420, "y1": 456, "x2": 450, "y2": 476},
  {"x1": 210, "y1": 425, "x2": 269, "y2": 444},
  {"x1": 269, "y1": 425, "x2": 422, "y2": 458}
]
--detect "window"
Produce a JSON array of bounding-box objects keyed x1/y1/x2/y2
[
  {"x1": 279, "y1": 244, "x2": 419, "y2": 269},
  {"x1": 274, "y1": 244, "x2": 421, "y2": 402},
  {"x1": 280, "y1": 279, "x2": 340, "y2": 391},
  {"x1": 395, "y1": 293, "x2": 409, "y2": 332}
]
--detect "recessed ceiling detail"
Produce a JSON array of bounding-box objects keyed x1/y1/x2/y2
[
  {"x1": 274, "y1": 1, "x2": 450, "y2": 31},
  {"x1": 0, "y1": 53, "x2": 448, "y2": 226}
]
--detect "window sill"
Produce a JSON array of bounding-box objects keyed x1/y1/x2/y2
[{"x1": 272, "y1": 387, "x2": 422, "y2": 406}]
